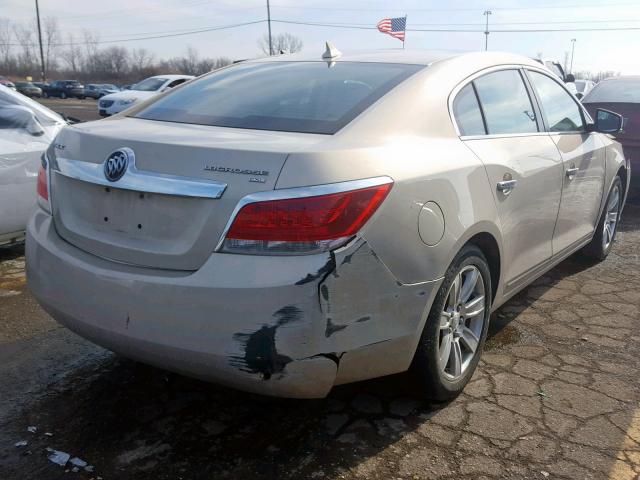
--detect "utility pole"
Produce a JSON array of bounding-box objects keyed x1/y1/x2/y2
[
  {"x1": 569, "y1": 38, "x2": 576, "y2": 73},
  {"x1": 483, "y1": 10, "x2": 492, "y2": 51},
  {"x1": 266, "y1": 0, "x2": 273, "y2": 55},
  {"x1": 35, "y1": 0, "x2": 46, "y2": 82}
]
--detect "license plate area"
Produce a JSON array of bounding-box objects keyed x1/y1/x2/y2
[{"x1": 98, "y1": 186, "x2": 156, "y2": 237}]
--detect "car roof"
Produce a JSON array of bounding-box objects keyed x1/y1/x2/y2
[
  {"x1": 247, "y1": 49, "x2": 544, "y2": 68},
  {"x1": 599, "y1": 75, "x2": 640, "y2": 82},
  {"x1": 148, "y1": 74, "x2": 195, "y2": 80}
]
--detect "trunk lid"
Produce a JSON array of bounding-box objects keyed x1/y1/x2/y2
[{"x1": 50, "y1": 117, "x2": 327, "y2": 270}]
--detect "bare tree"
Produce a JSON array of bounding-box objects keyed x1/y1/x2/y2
[
  {"x1": 1, "y1": 15, "x2": 233, "y2": 82},
  {"x1": 81, "y1": 29, "x2": 99, "y2": 73},
  {"x1": 12, "y1": 23, "x2": 36, "y2": 74},
  {"x1": 0, "y1": 18, "x2": 12, "y2": 69},
  {"x1": 43, "y1": 16, "x2": 60, "y2": 73},
  {"x1": 60, "y1": 33, "x2": 82, "y2": 74},
  {"x1": 95, "y1": 46, "x2": 129, "y2": 78},
  {"x1": 258, "y1": 32, "x2": 303, "y2": 55},
  {"x1": 131, "y1": 48, "x2": 154, "y2": 71}
]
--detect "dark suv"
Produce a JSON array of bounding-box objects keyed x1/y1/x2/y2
[{"x1": 42, "y1": 80, "x2": 85, "y2": 99}]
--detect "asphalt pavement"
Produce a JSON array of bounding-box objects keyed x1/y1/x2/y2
[{"x1": 38, "y1": 97, "x2": 102, "y2": 123}]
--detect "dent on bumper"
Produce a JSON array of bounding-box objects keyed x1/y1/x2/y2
[{"x1": 27, "y1": 211, "x2": 441, "y2": 398}]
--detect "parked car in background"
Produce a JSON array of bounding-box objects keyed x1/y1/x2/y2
[
  {"x1": 42, "y1": 80, "x2": 85, "y2": 99},
  {"x1": 33, "y1": 81, "x2": 49, "y2": 90},
  {"x1": 0, "y1": 76, "x2": 16, "y2": 91},
  {"x1": 98, "y1": 75, "x2": 193, "y2": 116},
  {"x1": 575, "y1": 79, "x2": 595, "y2": 100},
  {"x1": 15, "y1": 81, "x2": 43, "y2": 98},
  {"x1": 84, "y1": 83, "x2": 120, "y2": 99},
  {"x1": 0, "y1": 84, "x2": 65, "y2": 246},
  {"x1": 533, "y1": 58, "x2": 578, "y2": 95},
  {"x1": 583, "y1": 76, "x2": 640, "y2": 188},
  {"x1": 28, "y1": 50, "x2": 628, "y2": 400}
]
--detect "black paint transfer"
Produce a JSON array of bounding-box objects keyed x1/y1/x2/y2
[
  {"x1": 295, "y1": 257, "x2": 336, "y2": 285},
  {"x1": 231, "y1": 305, "x2": 303, "y2": 380},
  {"x1": 325, "y1": 318, "x2": 347, "y2": 337}
]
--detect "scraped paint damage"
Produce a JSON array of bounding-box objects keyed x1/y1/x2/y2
[
  {"x1": 295, "y1": 257, "x2": 336, "y2": 285},
  {"x1": 231, "y1": 305, "x2": 303, "y2": 380},
  {"x1": 230, "y1": 239, "x2": 430, "y2": 387},
  {"x1": 325, "y1": 318, "x2": 347, "y2": 337}
]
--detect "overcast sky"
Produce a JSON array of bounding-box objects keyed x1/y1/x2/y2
[{"x1": 4, "y1": 0, "x2": 640, "y2": 74}]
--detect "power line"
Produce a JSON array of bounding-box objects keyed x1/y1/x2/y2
[
  {"x1": 268, "y1": 1, "x2": 640, "y2": 11},
  {"x1": 271, "y1": 19, "x2": 640, "y2": 33},
  {"x1": 8, "y1": 17, "x2": 640, "y2": 47},
  {"x1": 7, "y1": 20, "x2": 266, "y2": 46}
]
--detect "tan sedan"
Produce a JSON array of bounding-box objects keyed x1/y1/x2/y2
[{"x1": 26, "y1": 49, "x2": 629, "y2": 399}]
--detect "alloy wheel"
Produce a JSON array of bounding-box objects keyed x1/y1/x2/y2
[
  {"x1": 438, "y1": 265, "x2": 486, "y2": 380},
  {"x1": 603, "y1": 184, "x2": 621, "y2": 251}
]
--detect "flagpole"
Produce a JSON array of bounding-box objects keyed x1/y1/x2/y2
[{"x1": 403, "y1": 14, "x2": 407, "y2": 49}]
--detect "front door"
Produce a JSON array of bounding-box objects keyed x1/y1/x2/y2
[{"x1": 525, "y1": 70, "x2": 606, "y2": 254}]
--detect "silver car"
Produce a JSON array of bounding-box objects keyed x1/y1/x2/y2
[{"x1": 27, "y1": 50, "x2": 629, "y2": 400}]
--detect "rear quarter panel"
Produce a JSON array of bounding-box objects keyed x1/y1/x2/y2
[{"x1": 276, "y1": 62, "x2": 503, "y2": 286}]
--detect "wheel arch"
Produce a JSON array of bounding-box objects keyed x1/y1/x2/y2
[
  {"x1": 465, "y1": 232, "x2": 501, "y2": 303},
  {"x1": 617, "y1": 163, "x2": 629, "y2": 203},
  {"x1": 443, "y1": 221, "x2": 504, "y2": 304}
]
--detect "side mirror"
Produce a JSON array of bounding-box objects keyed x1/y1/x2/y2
[
  {"x1": 0, "y1": 105, "x2": 45, "y2": 136},
  {"x1": 565, "y1": 73, "x2": 575, "y2": 83},
  {"x1": 589, "y1": 108, "x2": 624, "y2": 134}
]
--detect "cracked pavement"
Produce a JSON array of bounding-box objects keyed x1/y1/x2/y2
[{"x1": 1, "y1": 201, "x2": 639, "y2": 480}]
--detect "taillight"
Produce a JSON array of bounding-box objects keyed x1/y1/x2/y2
[
  {"x1": 37, "y1": 154, "x2": 51, "y2": 213},
  {"x1": 220, "y1": 179, "x2": 392, "y2": 255}
]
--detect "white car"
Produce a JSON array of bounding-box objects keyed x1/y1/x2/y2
[
  {"x1": 575, "y1": 79, "x2": 595, "y2": 100},
  {"x1": 98, "y1": 75, "x2": 194, "y2": 117},
  {"x1": 0, "y1": 85, "x2": 65, "y2": 246}
]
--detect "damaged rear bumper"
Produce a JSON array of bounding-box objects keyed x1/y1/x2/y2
[{"x1": 27, "y1": 210, "x2": 441, "y2": 398}]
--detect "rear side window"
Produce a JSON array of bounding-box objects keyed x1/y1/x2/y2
[
  {"x1": 134, "y1": 61, "x2": 423, "y2": 134},
  {"x1": 453, "y1": 84, "x2": 486, "y2": 136},
  {"x1": 527, "y1": 71, "x2": 584, "y2": 132},
  {"x1": 473, "y1": 70, "x2": 538, "y2": 135}
]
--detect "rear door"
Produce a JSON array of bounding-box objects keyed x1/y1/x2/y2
[
  {"x1": 526, "y1": 69, "x2": 606, "y2": 254},
  {"x1": 454, "y1": 68, "x2": 564, "y2": 289}
]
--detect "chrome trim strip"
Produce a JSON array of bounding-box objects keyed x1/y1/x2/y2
[
  {"x1": 52, "y1": 155, "x2": 227, "y2": 199},
  {"x1": 460, "y1": 132, "x2": 549, "y2": 141},
  {"x1": 214, "y1": 176, "x2": 394, "y2": 252}
]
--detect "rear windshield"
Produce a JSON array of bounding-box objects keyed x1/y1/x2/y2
[
  {"x1": 132, "y1": 78, "x2": 167, "y2": 91},
  {"x1": 583, "y1": 78, "x2": 640, "y2": 103},
  {"x1": 133, "y1": 61, "x2": 423, "y2": 134}
]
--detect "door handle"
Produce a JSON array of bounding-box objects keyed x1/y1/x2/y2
[
  {"x1": 497, "y1": 179, "x2": 518, "y2": 195},
  {"x1": 566, "y1": 167, "x2": 579, "y2": 180}
]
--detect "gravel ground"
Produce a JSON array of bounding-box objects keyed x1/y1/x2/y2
[{"x1": 0, "y1": 199, "x2": 639, "y2": 480}]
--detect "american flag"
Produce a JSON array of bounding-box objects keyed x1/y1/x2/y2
[{"x1": 377, "y1": 16, "x2": 406, "y2": 42}]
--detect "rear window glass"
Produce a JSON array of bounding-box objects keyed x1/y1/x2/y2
[
  {"x1": 583, "y1": 79, "x2": 640, "y2": 103},
  {"x1": 453, "y1": 84, "x2": 486, "y2": 136},
  {"x1": 133, "y1": 61, "x2": 423, "y2": 134},
  {"x1": 473, "y1": 70, "x2": 539, "y2": 135}
]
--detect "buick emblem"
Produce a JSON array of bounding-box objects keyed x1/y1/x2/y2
[{"x1": 104, "y1": 148, "x2": 132, "y2": 182}]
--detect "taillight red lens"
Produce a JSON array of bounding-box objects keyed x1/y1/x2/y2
[
  {"x1": 227, "y1": 183, "x2": 392, "y2": 243},
  {"x1": 37, "y1": 164, "x2": 48, "y2": 201},
  {"x1": 224, "y1": 183, "x2": 392, "y2": 254}
]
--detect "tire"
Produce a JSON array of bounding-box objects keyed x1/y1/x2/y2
[
  {"x1": 42, "y1": 91, "x2": 48, "y2": 98},
  {"x1": 411, "y1": 244, "x2": 492, "y2": 402},
  {"x1": 60, "y1": 92, "x2": 67, "y2": 99},
  {"x1": 582, "y1": 176, "x2": 623, "y2": 261}
]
